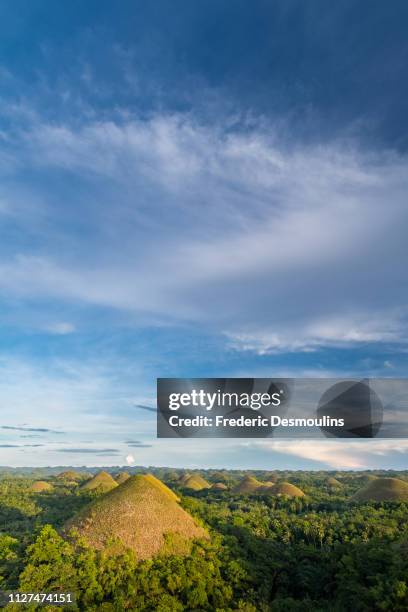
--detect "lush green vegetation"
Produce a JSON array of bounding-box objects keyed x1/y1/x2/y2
[{"x1": 0, "y1": 469, "x2": 408, "y2": 610}]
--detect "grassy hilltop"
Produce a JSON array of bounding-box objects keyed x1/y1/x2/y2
[
  {"x1": 80, "y1": 471, "x2": 118, "y2": 493},
  {"x1": 353, "y1": 477, "x2": 408, "y2": 502},
  {"x1": 65, "y1": 474, "x2": 206, "y2": 558}
]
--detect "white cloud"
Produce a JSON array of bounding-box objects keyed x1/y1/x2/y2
[
  {"x1": 226, "y1": 311, "x2": 405, "y2": 354},
  {"x1": 45, "y1": 322, "x2": 76, "y2": 335},
  {"x1": 0, "y1": 113, "x2": 407, "y2": 351},
  {"x1": 252, "y1": 439, "x2": 408, "y2": 469},
  {"x1": 126, "y1": 454, "x2": 135, "y2": 465},
  {"x1": 0, "y1": 355, "x2": 131, "y2": 432}
]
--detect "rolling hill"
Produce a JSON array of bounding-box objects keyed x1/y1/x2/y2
[
  {"x1": 326, "y1": 477, "x2": 342, "y2": 488},
  {"x1": 271, "y1": 482, "x2": 305, "y2": 497},
  {"x1": 30, "y1": 480, "x2": 53, "y2": 493},
  {"x1": 353, "y1": 477, "x2": 408, "y2": 502},
  {"x1": 81, "y1": 471, "x2": 118, "y2": 493},
  {"x1": 212, "y1": 482, "x2": 228, "y2": 490},
  {"x1": 56, "y1": 470, "x2": 83, "y2": 481},
  {"x1": 178, "y1": 473, "x2": 192, "y2": 484},
  {"x1": 142, "y1": 473, "x2": 180, "y2": 501},
  {"x1": 65, "y1": 474, "x2": 207, "y2": 558},
  {"x1": 233, "y1": 475, "x2": 263, "y2": 494},
  {"x1": 182, "y1": 474, "x2": 211, "y2": 491}
]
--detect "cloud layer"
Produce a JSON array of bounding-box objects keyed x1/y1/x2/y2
[{"x1": 1, "y1": 113, "x2": 408, "y2": 353}]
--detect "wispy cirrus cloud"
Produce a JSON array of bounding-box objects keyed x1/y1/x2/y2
[
  {"x1": 0, "y1": 2, "x2": 407, "y2": 470},
  {"x1": 0, "y1": 113, "x2": 408, "y2": 353},
  {"x1": 57, "y1": 448, "x2": 120, "y2": 455},
  {"x1": 126, "y1": 442, "x2": 153, "y2": 448},
  {"x1": 1, "y1": 425, "x2": 65, "y2": 434},
  {"x1": 45, "y1": 322, "x2": 76, "y2": 335}
]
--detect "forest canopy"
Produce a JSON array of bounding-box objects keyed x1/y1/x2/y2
[{"x1": 0, "y1": 468, "x2": 407, "y2": 611}]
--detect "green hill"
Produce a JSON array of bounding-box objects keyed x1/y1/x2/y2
[
  {"x1": 182, "y1": 474, "x2": 211, "y2": 491},
  {"x1": 233, "y1": 475, "x2": 263, "y2": 494},
  {"x1": 65, "y1": 474, "x2": 207, "y2": 559},
  {"x1": 30, "y1": 480, "x2": 53, "y2": 493},
  {"x1": 115, "y1": 472, "x2": 131, "y2": 485},
  {"x1": 81, "y1": 471, "x2": 118, "y2": 493},
  {"x1": 353, "y1": 477, "x2": 408, "y2": 502},
  {"x1": 271, "y1": 482, "x2": 305, "y2": 497}
]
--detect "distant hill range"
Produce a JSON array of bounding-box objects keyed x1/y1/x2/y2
[{"x1": 56, "y1": 470, "x2": 90, "y2": 482}]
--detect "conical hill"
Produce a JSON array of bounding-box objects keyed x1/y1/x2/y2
[
  {"x1": 233, "y1": 475, "x2": 263, "y2": 494},
  {"x1": 271, "y1": 482, "x2": 305, "y2": 497},
  {"x1": 81, "y1": 471, "x2": 118, "y2": 493},
  {"x1": 182, "y1": 474, "x2": 211, "y2": 491},
  {"x1": 30, "y1": 480, "x2": 53, "y2": 493},
  {"x1": 65, "y1": 474, "x2": 207, "y2": 558},
  {"x1": 56, "y1": 470, "x2": 83, "y2": 481},
  {"x1": 353, "y1": 477, "x2": 408, "y2": 502}
]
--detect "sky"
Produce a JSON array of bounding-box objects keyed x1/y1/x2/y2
[{"x1": 0, "y1": 0, "x2": 408, "y2": 469}]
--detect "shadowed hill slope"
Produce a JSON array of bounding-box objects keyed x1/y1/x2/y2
[
  {"x1": 179, "y1": 473, "x2": 192, "y2": 485},
  {"x1": 115, "y1": 472, "x2": 131, "y2": 485},
  {"x1": 65, "y1": 474, "x2": 207, "y2": 558},
  {"x1": 353, "y1": 477, "x2": 408, "y2": 502}
]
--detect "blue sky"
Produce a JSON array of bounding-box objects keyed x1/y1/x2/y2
[{"x1": 0, "y1": 0, "x2": 408, "y2": 469}]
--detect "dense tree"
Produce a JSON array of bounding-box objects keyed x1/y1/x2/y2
[{"x1": 0, "y1": 471, "x2": 407, "y2": 610}]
